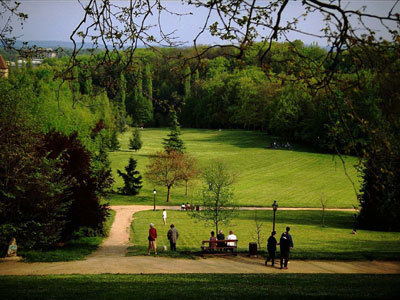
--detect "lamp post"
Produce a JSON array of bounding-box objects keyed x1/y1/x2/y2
[
  {"x1": 153, "y1": 188, "x2": 157, "y2": 211},
  {"x1": 272, "y1": 200, "x2": 278, "y2": 232}
]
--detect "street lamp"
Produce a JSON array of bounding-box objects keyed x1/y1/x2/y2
[
  {"x1": 272, "y1": 200, "x2": 278, "y2": 232},
  {"x1": 153, "y1": 188, "x2": 157, "y2": 211}
]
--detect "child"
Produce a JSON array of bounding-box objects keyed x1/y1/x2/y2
[{"x1": 265, "y1": 231, "x2": 278, "y2": 267}]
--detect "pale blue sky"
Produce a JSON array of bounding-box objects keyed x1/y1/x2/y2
[{"x1": 3, "y1": 0, "x2": 399, "y2": 46}]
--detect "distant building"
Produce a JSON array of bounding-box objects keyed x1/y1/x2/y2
[
  {"x1": 37, "y1": 48, "x2": 57, "y2": 59},
  {"x1": 0, "y1": 55, "x2": 9, "y2": 78}
]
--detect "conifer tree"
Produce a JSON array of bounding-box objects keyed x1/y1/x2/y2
[
  {"x1": 108, "y1": 130, "x2": 120, "y2": 151},
  {"x1": 162, "y1": 110, "x2": 185, "y2": 153},
  {"x1": 129, "y1": 127, "x2": 142, "y2": 151},
  {"x1": 117, "y1": 157, "x2": 143, "y2": 195},
  {"x1": 143, "y1": 63, "x2": 153, "y2": 100},
  {"x1": 184, "y1": 65, "x2": 191, "y2": 98}
]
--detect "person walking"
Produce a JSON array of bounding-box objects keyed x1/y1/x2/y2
[
  {"x1": 167, "y1": 224, "x2": 179, "y2": 251},
  {"x1": 285, "y1": 226, "x2": 294, "y2": 249},
  {"x1": 279, "y1": 232, "x2": 291, "y2": 269},
  {"x1": 162, "y1": 209, "x2": 167, "y2": 225},
  {"x1": 148, "y1": 223, "x2": 157, "y2": 255},
  {"x1": 265, "y1": 231, "x2": 278, "y2": 267}
]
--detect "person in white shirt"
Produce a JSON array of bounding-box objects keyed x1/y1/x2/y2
[
  {"x1": 162, "y1": 209, "x2": 167, "y2": 225},
  {"x1": 226, "y1": 230, "x2": 237, "y2": 248}
]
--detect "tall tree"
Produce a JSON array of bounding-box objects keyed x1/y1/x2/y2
[
  {"x1": 191, "y1": 160, "x2": 237, "y2": 233},
  {"x1": 143, "y1": 63, "x2": 152, "y2": 101},
  {"x1": 183, "y1": 65, "x2": 191, "y2": 98},
  {"x1": 129, "y1": 127, "x2": 143, "y2": 151},
  {"x1": 180, "y1": 153, "x2": 199, "y2": 196},
  {"x1": 117, "y1": 157, "x2": 143, "y2": 195},
  {"x1": 145, "y1": 151, "x2": 184, "y2": 202},
  {"x1": 163, "y1": 110, "x2": 185, "y2": 153}
]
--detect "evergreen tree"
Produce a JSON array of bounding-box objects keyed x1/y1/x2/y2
[
  {"x1": 117, "y1": 158, "x2": 143, "y2": 195},
  {"x1": 129, "y1": 127, "x2": 143, "y2": 151},
  {"x1": 184, "y1": 65, "x2": 191, "y2": 98},
  {"x1": 108, "y1": 130, "x2": 120, "y2": 151},
  {"x1": 143, "y1": 63, "x2": 153, "y2": 100},
  {"x1": 162, "y1": 110, "x2": 185, "y2": 153}
]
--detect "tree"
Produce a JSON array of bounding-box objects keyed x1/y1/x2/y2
[
  {"x1": 191, "y1": 161, "x2": 237, "y2": 233},
  {"x1": 180, "y1": 153, "x2": 199, "y2": 196},
  {"x1": 117, "y1": 158, "x2": 143, "y2": 195},
  {"x1": 129, "y1": 127, "x2": 143, "y2": 151},
  {"x1": 145, "y1": 151, "x2": 184, "y2": 202},
  {"x1": 108, "y1": 130, "x2": 120, "y2": 151},
  {"x1": 183, "y1": 65, "x2": 191, "y2": 98},
  {"x1": 163, "y1": 110, "x2": 185, "y2": 153}
]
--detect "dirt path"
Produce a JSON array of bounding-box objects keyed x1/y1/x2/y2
[{"x1": 0, "y1": 205, "x2": 398, "y2": 275}]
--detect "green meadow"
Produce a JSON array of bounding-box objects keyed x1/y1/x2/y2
[
  {"x1": 0, "y1": 274, "x2": 399, "y2": 300},
  {"x1": 108, "y1": 128, "x2": 359, "y2": 208},
  {"x1": 128, "y1": 210, "x2": 400, "y2": 260}
]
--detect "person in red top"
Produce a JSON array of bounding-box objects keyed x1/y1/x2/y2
[{"x1": 148, "y1": 223, "x2": 157, "y2": 255}]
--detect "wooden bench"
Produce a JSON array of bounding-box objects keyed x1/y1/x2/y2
[{"x1": 201, "y1": 239, "x2": 238, "y2": 255}]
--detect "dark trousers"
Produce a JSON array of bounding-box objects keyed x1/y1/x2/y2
[
  {"x1": 170, "y1": 241, "x2": 176, "y2": 251},
  {"x1": 266, "y1": 250, "x2": 276, "y2": 265},
  {"x1": 280, "y1": 251, "x2": 290, "y2": 268}
]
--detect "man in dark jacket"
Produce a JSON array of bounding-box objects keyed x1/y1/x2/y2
[
  {"x1": 265, "y1": 231, "x2": 278, "y2": 267},
  {"x1": 285, "y1": 226, "x2": 294, "y2": 248},
  {"x1": 217, "y1": 229, "x2": 226, "y2": 250},
  {"x1": 280, "y1": 230, "x2": 293, "y2": 269},
  {"x1": 167, "y1": 224, "x2": 179, "y2": 251}
]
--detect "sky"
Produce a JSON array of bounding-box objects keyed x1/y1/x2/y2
[{"x1": 2, "y1": 0, "x2": 399, "y2": 47}]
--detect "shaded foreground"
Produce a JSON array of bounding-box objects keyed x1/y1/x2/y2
[{"x1": 0, "y1": 274, "x2": 399, "y2": 299}]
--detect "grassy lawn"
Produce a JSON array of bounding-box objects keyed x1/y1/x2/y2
[
  {"x1": 108, "y1": 128, "x2": 359, "y2": 208},
  {"x1": 128, "y1": 210, "x2": 400, "y2": 260},
  {"x1": 0, "y1": 274, "x2": 399, "y2": 299},
  {"x1": 19, "y1": 210, "x2": 116, "y2": 262}
]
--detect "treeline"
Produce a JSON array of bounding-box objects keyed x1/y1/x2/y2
[
  {"x1": 0, "y1": 60, "x2": 117, "y2": 253},
  {"x1": 44, "y1": 41, "x2": 386, "y2": 154}
]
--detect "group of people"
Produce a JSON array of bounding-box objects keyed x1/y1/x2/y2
[
  {"x1": 147, "y1": 222, "x2": 179, "y2": 255},
  {"x1": 265, "y1": 226, "x2": 294, "y2": 269},
  {"x1": 206, "y1": 230, "x2": 237, "y2": 250},
  {"x1": 150, "y1": 209, "x2": 294, "y2": 270},
  {"x1": 181, "y1": 202, "x2": 191, "y2": 211}
]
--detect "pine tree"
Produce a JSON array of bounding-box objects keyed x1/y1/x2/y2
[
  {"x1": 162, "y1": 110, "x2": 185, "y2": 153},
  {"x1": 108, "y1": 130, "x2": 120, "y2": 151},
  {"x1": 184, "y1": 65, "x2": 191, "y2": 98},
  {"x1": 129, "y1": 127, "x2": 143, "y2": 151},
  {"x1": 117, "y1": 158, "x2": 143, "y2": 195},
  {"x1": 143, "y1": 63, "x2": 153, "y2": 100}
]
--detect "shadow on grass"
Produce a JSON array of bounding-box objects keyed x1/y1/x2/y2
[
  {"x1": 20, "y1": 237, "x2": 101, "y2": 262},
  {"x1": 235, "y1": 210, "x2": 354, "y2": 229}
]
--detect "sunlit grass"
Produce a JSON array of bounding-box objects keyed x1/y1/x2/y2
[
  {"x1": 108, "y1": 128, "x2": 359, "y2": 208},
  {"x1": 128, "y1": 210, "x2": 400, "y2": 260}
]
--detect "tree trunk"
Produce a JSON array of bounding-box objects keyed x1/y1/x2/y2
[
  {"x1": 167, "y1": 186, "x2": 171, "y2": 202},
  {"x1": 185, "y1": 180, "x2": 188, "y2": 196}
]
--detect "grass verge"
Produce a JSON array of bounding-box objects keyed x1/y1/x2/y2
[
  {"x1": 20, "y1": 210, "x2": 116, "y2": 262},
  {"x1": 0, "y1": 274, "x2": 399, "y2": 299},
  {"x1": 128, "y1": 210, "x2": 400, "y2": 260}
]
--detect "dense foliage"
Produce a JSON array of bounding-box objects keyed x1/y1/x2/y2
[{"x1": 0, "y1": 60, "x2": 115, "y2": 254}]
